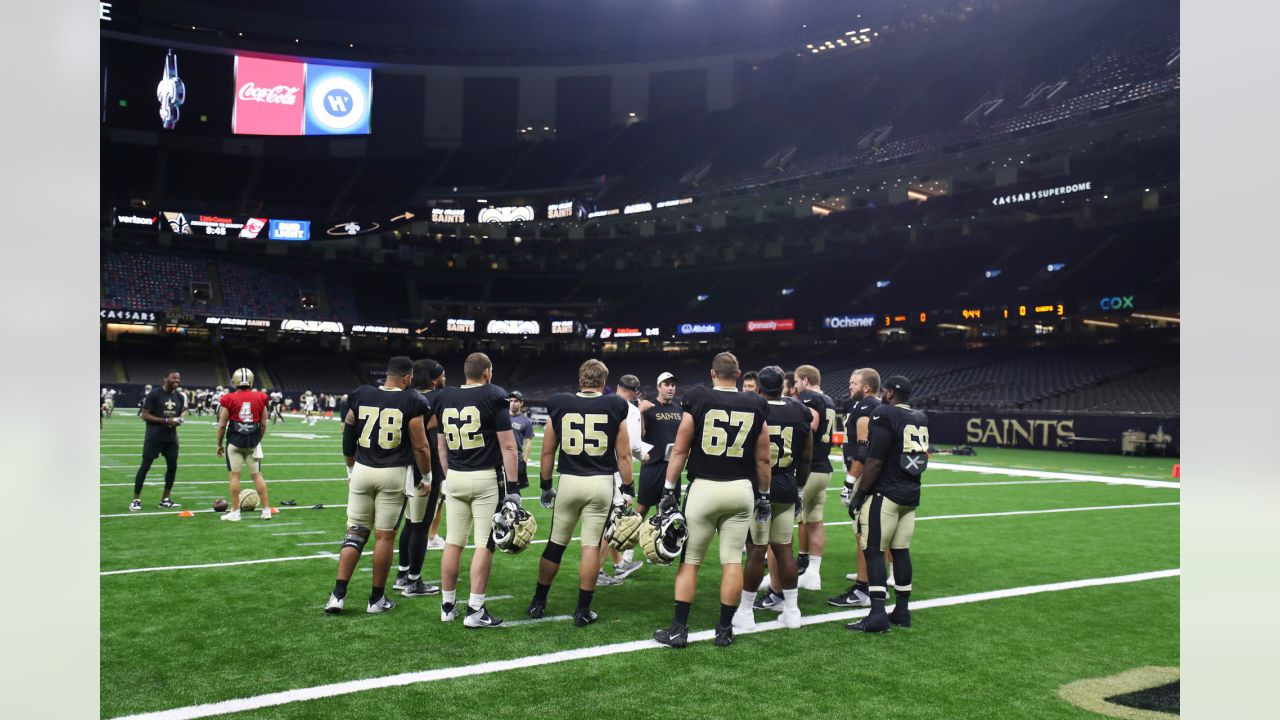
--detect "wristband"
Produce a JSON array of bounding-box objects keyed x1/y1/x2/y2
[
  {"x1": 663, "y1": 479, "x2": 677, "y2": 491},
  {"x1": 621, "y1": 483, "x2": 635, "y2": 497},
  {"x1": 505, "y1": 482, "x2": 520, "y2": 496},
  {"x1": 540, "y1": 476, "x2": 553, "y2": 491}
]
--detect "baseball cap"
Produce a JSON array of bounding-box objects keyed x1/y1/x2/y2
[
  {"x1": 656, "y1": 372, "x2": 678, "y2": 386},
  {"x1": 618, "y1": 375, "x2": 641, "y2": 392},
  {"x1": 756, "y1": 366, "x2": 785, "y2": 394},
  {"x1": 882, "y1": 375, "x2": 913, "y2": 396},
  {"x1": 507, "y1": 390, "x2": 525, "y2": 402}
]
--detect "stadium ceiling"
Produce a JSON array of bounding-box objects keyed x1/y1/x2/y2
[{"x1": 113, "y1": 0, "x2": 926, "y2": 65}]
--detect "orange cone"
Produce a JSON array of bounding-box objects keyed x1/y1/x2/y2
[
  {"x1": 1172, "y1": 464, "x2": 1180, "y2": 478},
  {"x1": 270, "y1": 507, "x2": 279, "y2": 514},
  {"x1": 178, "y1": 510, "x2": 195, "y2": 518}
]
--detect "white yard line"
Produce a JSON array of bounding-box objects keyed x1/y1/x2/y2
[
  {"x1": 100, "y1": 504, "x2": 348, "y2": 519},
  {"x1": 925, "y1": 461, "x2": 1178, "y2": 488},
  {"x1": 273, "y1": 531, "x2": 327, "y2": 537},
  {"x1": 102, "y1": 462, "x2": 343, "y2": 469},
  {"x1": 101, "y1": 501, "x2": 1177, "y2": 576},
  {"x1": 101, "y1": 477, "x2": 344, "y2": 488},
  {"x1": 109, "y1": 569, "x2": 1180, "y2": 720},
  {"x1": 505, "y1": 614, "x2": 573, "y2": 627}
]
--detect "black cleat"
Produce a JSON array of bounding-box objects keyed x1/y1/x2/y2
[
  {"x1": 753, "y1": 591, "x2": 785, "y2": 613},
  {"x1": 158, "y1": 499, "x2": 181, "y2": 508},
  {"x1": 888, "y1": 606, "x2": 911, "y2": 627},
  {"x1": 828, "y1": 586, "x2": 872, "y2": 608},
  {"x1": 393, "y1": 572, "x2": 410, "y2": 591},
  {"x1": 573, "y1": 607, "x2": 599, "y2": 627},
  {"x1": 527, "y1": 599, "x2": 546, "y2": 619},
  {"x1": 714, "y1": 623, "x2": 734, "y2": 647},
  {"x1": 463, "y1": 605, "x2": 503, "y2": 628},
  {"x1": 654, "y1": 622, "x2": 689, "y2": 648},
  {"x1": 401, "y1": 579, "x2": 440, "y2": 597},
  {"x1": 846, "y1": 614, "x2": 891, "y2": 633}
]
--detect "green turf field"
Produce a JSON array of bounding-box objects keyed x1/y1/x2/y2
[{"x1": 100, "y1": 413, "x2": 1180, "y2": 719}]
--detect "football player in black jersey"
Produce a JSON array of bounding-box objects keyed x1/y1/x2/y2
[
  {"x1": 736, "y1": 366, "x2": 812, "y2": 632},
  {"x1": 325, "y1": 357, "x2": 432, "y2": 615},
  {"x1": 847, "y1": 375, "x2": 928, "y2": 633},
  {"x1": 831, "y1": 368, "x2": 889, "y2": 608},
  {"x1": 528, "y1": 359, "x2": 633, "y2": 626},
  {"x1": 637, "y1": 372, "x2": 682, "y2": 518},
  {"x1": 130, "y1": 371, "x2": 186, "y2": 511},
  {"x1": 794, "y1": 365, "x2": 836, "y2": 590},
  {"x1": 393, "y1": 359, "x2": 447, "y2": 598},
  {"x1": 654, "y1": 353, "x2": 772, "y2": 649},
  {"x1": 432, "y1": 353, "x2": 521, "y2": 628}
]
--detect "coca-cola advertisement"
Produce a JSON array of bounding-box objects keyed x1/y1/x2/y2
[{"x1": 232, "y1": 56, "x2": 305, "y2": 135}]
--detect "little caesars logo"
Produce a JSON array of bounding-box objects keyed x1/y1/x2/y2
[
  {"x1": 965, "y1": 417, "x2": 1075, "y2": 448},
  {"x1": 238, "y1": 83, "x2": 301, "y2": 105}
]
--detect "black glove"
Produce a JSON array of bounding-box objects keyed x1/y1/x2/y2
[
  {"x1": 540, "y1": 487, "x2": 556, "y2": 509},
  {"x1": 848, "y1": 491, "x2": 867, "y2": 522},
  {"x1": 754, "y1": 494, "x2": 772, "y2": 524},
  {"x1": 658, "y1": 487, "x2": 678, "y2": 514}
]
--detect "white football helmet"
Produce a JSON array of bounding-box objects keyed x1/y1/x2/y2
[
  {"x1": 231, "y1": 368, "x2": 254, "y2": 388},
  {"x1": 492, "y1": 496, "x2": 537, "y2": 554},
  {"x1": 639, "y1": 507, "x2": 688, "y2": 565}
]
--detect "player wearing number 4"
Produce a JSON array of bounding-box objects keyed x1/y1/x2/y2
[
  {"x1": 215, "y1": 369, "x2": 272, "y2": 521},
  {"x1": 528, "y1": 359, "x2": 633, "y2": 626},
  {"x1": 847, "y1": 375, "x2": 928, "y2": 633}
]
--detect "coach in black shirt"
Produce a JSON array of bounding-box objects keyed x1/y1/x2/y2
[{"x1": 130, "y1": 370, "x2": 186, "y2": 511}]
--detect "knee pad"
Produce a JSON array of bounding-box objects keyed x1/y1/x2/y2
[
  {"x1": 541, "y1": 541, "x2": 567, "y2": 564},
  {"x1": 341, "y1": 525, "x2": 371, "y2": 552}
]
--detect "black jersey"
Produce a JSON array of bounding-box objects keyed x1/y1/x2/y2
[
  {"x1": 423, "y1": 387, "x2": 446, "y2": 479},
  {"x1": 348, "y1": 385, "x2": 431, "y2": 468},
  {"x1": 797, "y1": 389, "x2": 837, "y2": 473},
  {"x1": 764, "y1": 397, "x2": 813, "y2": 504},
  {"x1": 845, "y1": 395, "x2": 882, "y2": 462},
  {"x1": 641, "y1": 400, "x2": 683, "y2": 465},
  {"x1": 432, "y1": 383, "x2": 512, "y2": 471},
  {"x1": 143, "y1": 387, "x2": 186, "y2": 442},
  {"x1": 866, "y1": 402, "x2": 930, "y2": 506},
  {"x1": 547, "y1": 392, "x2": 629, "y2": 477},
  {"x1": 683, "y1": 385, "x2": 769, "y2": 482}
]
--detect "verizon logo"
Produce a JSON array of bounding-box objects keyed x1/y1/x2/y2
[{"x1": 237, "y1": 83, "x2": 300, "y2": 105}]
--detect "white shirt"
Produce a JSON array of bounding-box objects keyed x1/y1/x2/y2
[{"x1": 626, "y1": 402, "x2": 652, "y2": 461}]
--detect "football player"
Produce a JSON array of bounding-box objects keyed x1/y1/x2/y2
[
  {"x1": 528, "y1": 359, "x2": 633, "y2": 626},
  {"x1": 433, "y1": 352, "x2": 521, "y2": 628},
  {"x1": 325, "y1": 357, "x2": 432, "y2": 615},
  {"x1": 637, "y1": 372, "x2": 681, "y2": 519},
  {"x1": 215, "y1": 369, "x2": 272, "y2": 522},
  {"x1": 830, "y1": 368, "x2": 894, "y2": 608},
  {"x1": 793, "y1": 365, "x2": 836, "y2": 590},
  {"x1": 394, "y1": 359, "x2": 446, "y2": 597},
  {"x1": 740, "y1": 371, "x2": 759, "y2": 394},
  {"x1": 136, "y1": 384, "x2": 152, "y2": 416},
  {"x1": 736, "y1": 366, "x2": 811, "y2": 631},
  {"x1": 301, "y1": 390, "x2": 318, "y2": 425},
  {"x1": 847, "y1": 376, "x2": 927, "y2": 633},
  {"x1": 654, "y1": 352, "x2": 771, "y2": 649},
  {"x1": 268, "y1": 389, "x2": 284, "y2": 424},
  {"x1": 130, "y1": 371, "x2": 186, "y2": 511},
  {"x1": 783, "y1": 372, "x2": 798, "y2": 398}
]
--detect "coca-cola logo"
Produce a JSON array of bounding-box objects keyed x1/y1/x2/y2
[{"x1": 237, "y1": 82, "x2": 300, "y2": 105}]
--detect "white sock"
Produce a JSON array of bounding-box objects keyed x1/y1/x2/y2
[
  {"x1": 740, "y1": 591, "x2": 757, "y2": 608},
  {"x1": 398, "y1": 565, "x2": 410, "y2": 573},
  {"x1": 442, "y1": 590, "x2": 456, "y2": 605},
  {"x1": 408, "y1": 573, "x2": 420, "y2": 581},
  {"x1": 809, "y1": 556, "x2": 823, "y2": 574},
  {"x1": 468, "y1": 593, "x2": 485, "y2": 610},
  {"x1": 623, "y1": 548, "x2": 634, "y2": 563},
  {"x1": 783, "y1": 588, "x2": 799, "y2": 610}
]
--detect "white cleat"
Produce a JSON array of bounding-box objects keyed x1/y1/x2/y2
[
  {"x1": 781, "y1": 607, "x2": 803, "y2": 629},
  {"x1": 731, "y1": 606, "x2": 757, "y2": 632},
  {"x1": 440, "y1": 602, "x2": 458, "y2": 622},
  {"x1": 367, "y1": 597, "x2": 396, "y2": 614},
  {"x1": 260, "y1": 508, "x2": 273, "y2": 520},
  {"x1": 797, "y1": 569, "x2": 822, "y2": 591},
  {"x1": 220, "y1": 510, "x2": 241, "y2": 522},
  {"x1": 757, "y1": 573, "x2": 772, "y2": 591},
  {"x1": 323, "y1": 594, "x2": 344, "y2": 614}
]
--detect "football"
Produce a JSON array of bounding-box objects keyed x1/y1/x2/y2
[
  {"x1": 212, "y1": 499, "x2": 228, "y2": 513},
  {"x1": 238, "y1": 489, "x2": 260, "y2": 510}
]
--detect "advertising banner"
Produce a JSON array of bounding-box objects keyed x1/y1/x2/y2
[
  {"x1": 746, "y1": 318, "x2": 795, "y2": 332},
  {"x1": 269, "y1": 219, "x2": 311, "y2": 241},
  {"x1": 927, "y1": 411, "x2": 1179, "y2": 454},
  {"x1": 677, "y1": 322, "x2": 720, "y2": 335},
  {"x1": 822, "y1": 314, "x2": 877, "y2": 330},
  {"x1": 233, "y1": 56, "x2": 371, "y2": 136}
]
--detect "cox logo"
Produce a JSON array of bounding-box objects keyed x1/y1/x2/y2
[{"x1": 1099, "y1": 295, "x2": 1135, "y2": 311}]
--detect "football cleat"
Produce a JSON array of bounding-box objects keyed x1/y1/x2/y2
[
  {"x1": 595, "y1": 572, "x2": 623, "y2": 587},
  {"x1": 260, "y1": 508, "x2": 273, "y2": 520},
  {"x1": 714, "y1": 623, "x2": 735, "y2": 647},
  {"x1": 128, "y1": 499, "x2": 142, "y2": 512},
  {"x1": 612, "y1": 560, "x2": 643, "y2": 580},
  {"x1": 781, "y1": 606, "x2": 802, "y2": 630},
  {"x1": 158, "y1": 499, "x2": 181, "y2": 508},
  {"x1": 573, "y1": 608, "x2": 599, "y2": 627},
  {"x1": 828, "y1": 586, "x2": 871, "y2": 608},
  {"x1": 639, "y1": 506, "x2": 688, "y2": 565},
  {"x1": 527, "y1": 599, "x2": 546, "y2": 619},
  {"x1": 889, "y1": 606, "x2": 911, "y2": 627},
  {"x1": 731, "y1": 605, "x2": 757, "y2": 632},
  {"x1": 757, "y1": 574, "x2": 772, "y2": 591},
  {"x1": 463, "y1": 605, "x2": 503, "y2": 628},
  {"x1": 401, "y1": 579, "x2": 440, "y2": 597},
  {"x1": 753, "y1": 591, "x2": 785, "y2": 612},
  {"x1": 654, "y1": 622, "x2": 689, "y2": 649},
  {"x1": 846, "y1": 614, "x2": 891, "y2": 633},
  {"x1": 220, "y1": 510, "x2": 241, "y2": 522},
  {"x1": 797, "y1": 568, "x2": 822, "y2": 591},
  {"x1": 367, "y1": 597, "x2": 396, "y2": 614},
  {"x1": 427, "y1": 536, "x2": 446, "y2": 549},
  {"x1": 440, "y1": 602, "x2": 458, "y2": 622},
  {"x1": 323, "y1": 594, "x2": 344, "y2": 614},
  {"x1": 492, "y1": 495, "x2": 537, "y2": 554},
  {"x1": 393, "y1": 572, "x2": 410, "y2": 591}
]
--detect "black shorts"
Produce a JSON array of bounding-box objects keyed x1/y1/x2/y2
[
  {"x1": 638, "y1": 462, "x2": 676, "y2": 508},
  {"x1": 142, "y1": 438, "x2": 180, "y2": 462}
]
